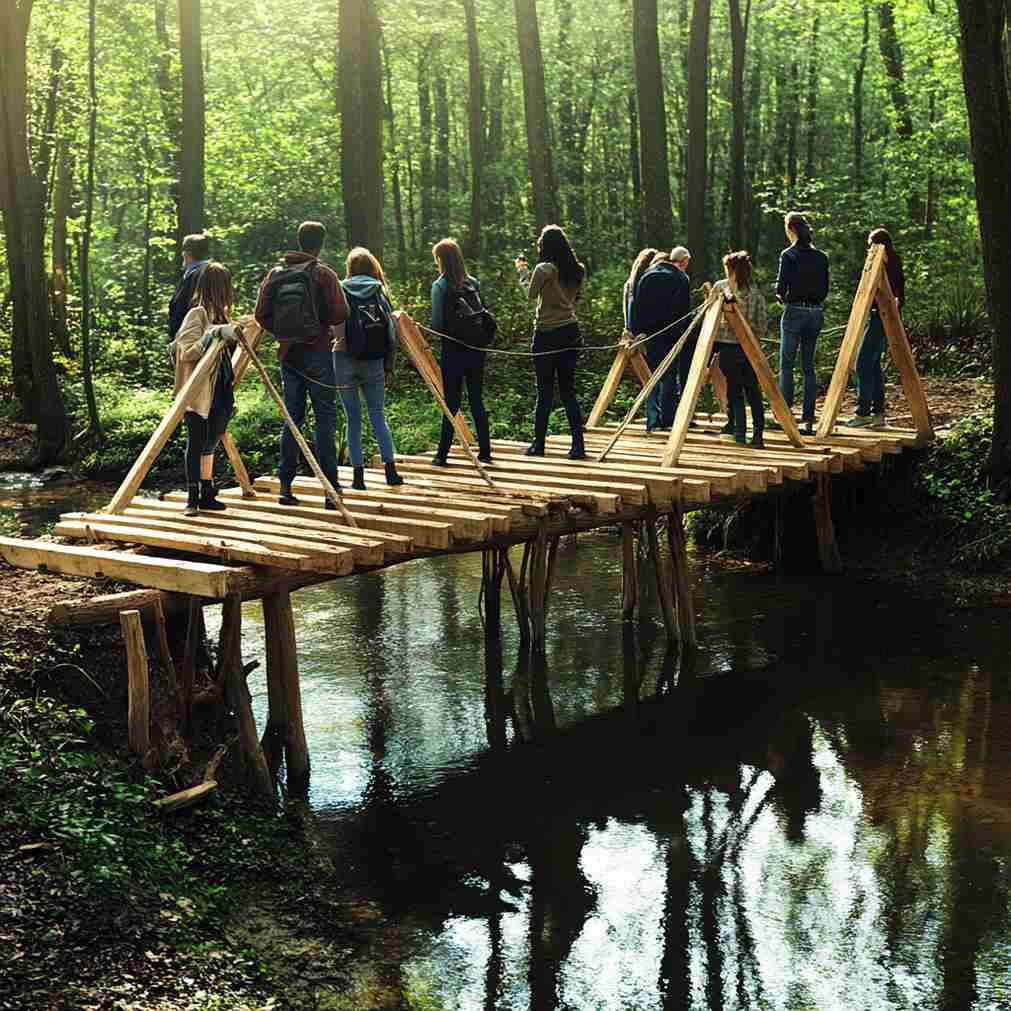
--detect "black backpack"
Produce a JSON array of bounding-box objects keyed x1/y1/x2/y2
[
  {"x1": 262, "y1": 261, "x2": 324, "y2": 343},
  {"x1": 343, "y1": 283, "x2": 392, "y2": 360},
  {"x1": 447, "y1": 280, "x2": 497, "y2": 348}
]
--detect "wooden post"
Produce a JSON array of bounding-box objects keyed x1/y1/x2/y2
[
  {"x1": 666, "y1": 508, "x2": 697, "y2": 647},
  {"x1": 621, "y1": 521, "x2": 638, "y2": 621},
  {"x1": 179, "y1": 596, "x2": 202, "y2": 731},
  {"x1": 528, "y1": 526, "x2": 549, "y2": 655},
  {"x1": 107, "y1": 341, "x2": 224, "y2": 513},
  {"x1": 662, "y1": 296, "x2": 726, "y2": 468},
  {"x1": 816, "y1": 244, "x2": 886, "y2": 438},
  {"x1": 218, "y1": 321, "x2": 264, "y2": 498},
  {"x1": 586, "y1": 339, "x2": 653, "y2": 428},
  {"x1": 262, "y1": 588, "x2": 310, "y2": 798},
  {"x1": 260, "y1": 593, "x2": 288, "y2": 782},
  {"x1": 119, "y1": 610, "x2": 150, "y2": 758},
  {"x1": 812, "y1": 475, "x2": 843, "y2": 574},
  {"x1": 722, "y1": 298, "x2": 805, "y2": 447},
  {"x1": 482, "y1": 549, "x2": 505, "y2": 638},
  {"x1": 644, "y1": 516, "x2": 677, "y2": 640},
  {"x1": 503, "y1": 546, "x2": 531, "y2": 648},
  {"x1": 543, "y1": 536, "x2": 560, "y2": 621}
]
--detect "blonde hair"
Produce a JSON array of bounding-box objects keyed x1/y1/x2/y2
[
  {"x1": 722, "y1": 250, "x2": 754, "y2": 293},
  {"x1": 650, "y1": 251, "x2": 671, "y2": 267},
  {"x1": 627, "y1": 248, "x2": 658, "y2": 294},
  {"x1": 345, "y1": 246, "x2": 389, "y2": 291},
  {"x1": 193, "y1": 262, "x2": 233, "y2": 324},
  {"x1": 432, "y1": 238, "x2": 467, "y2": 289}
]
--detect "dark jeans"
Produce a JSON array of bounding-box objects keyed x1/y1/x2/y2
[
  {"x1": 532, "y1": 324, "x2": 583, "y2": 448},
  {"x1": 779, "y1": 304, "x2": 824, "y2": 422},
  {"x1": 437, "y1": 350, "x2": 491, "y2": 458},
  {"x1": 184, "y1": 403, "x2": 231, "y2": 484},
  {"x1": 718, "y1": 343, "x2": 764, "y2": 438},
  {"x1": 856, "y1": 308, "x2": 886, "y2": 415},
  {"x1": 279, "y1": 347, "x2": 339, "y2": 491},
  {"x1": 645, "y1": 334, "x2": 678, "y2": 431}
]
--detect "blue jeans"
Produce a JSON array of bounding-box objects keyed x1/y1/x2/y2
[
  {"x1": 279, "y1": 348, "x2": 338, "y2": 491},
  {"x1": 779, "y1": 305, "x2": 824, "y2": 422},
  {"x1": 855, "y1": 308, "x2": 886, "y2": 416},
  {"x1": 645, "y1": 334, "x2": 678, "y2": 431},
  {"x1": 333, "y1": 352, "x2": 396, "y2": 467}
]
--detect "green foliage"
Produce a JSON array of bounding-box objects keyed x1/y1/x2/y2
[{"x1": 918, "y1": 413, "x2": 1011, "y2": 568}]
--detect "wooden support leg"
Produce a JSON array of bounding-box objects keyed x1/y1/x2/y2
[
  {"x1": 180, "y1": 596, "x2": 203, "y2": 731},
  {"x1": 812, "y1": 475, "x2": 843, "y2": 574},
  {"x1": 644, "y1": 516, "x2": 677, "y2": 641},
  {"x1": 527, "y1": 527, "x2": 550, "y2": 655},
  {"x1": 482, "y1": 549, "x2": 504, "y2": 638},
  {"x1": 262, "y1": 589, "x2": 310, "y2": 798},
  {"x1": 120, "y1": 609, "x2": 150, "y2": 759},
  {"x1": 260, "y1": 595, "x2": 288, "y2": 783},
  {"x1": 543, "y1": 536, "x2": 560, "y2": 621},
  {"x1": 505, "y1": 544, "x2": 532, "y2": 648},
  {"x1": 666, "y1": 509, "x2": 698, "y2": 648},
  {"x1": 621, "y1": 521, "x2": 639, "y2": 621}
]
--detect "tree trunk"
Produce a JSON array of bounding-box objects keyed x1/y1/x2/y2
[
  {"x1": 177, "y1": 0, "x2": 205, "y2": 237},
  {"x1": 804, "y1": 13, "x2": 820, "y2": 179},
  {"x1": 955, "y1": 0, "x2": 1011, "y2": 482},
  {"x1": 727, "y1": 0, "x2": 746, "y2": 249},
  {"x1": 79, "y1": 0, "x2": 103, "y2": 445},
  {"x1": 685, "y1": 0, "x2": 711, "y2": 272},
  {"x1": 853, "y1": 0, "x2": 869, "y2": 188},
  {"x1": 633, "y1": 0, "x2": 675, "y2": 249},
  {"x1": 786, "y1": 61, "x2": 798, "y2": 195},
  {"x1": 338, "y1": 0, "x2": 384, "y2": 255},
  {"x1": 485, "y1": 59, "x2": 504, "y2": 252},
  {"x1": 155, "y1": 0, "x2": 182, "y2": 248},
  {"x1": 51, "y1": 135, "x2": 71, "y2": 357},
  {"x1": 628, "y1": 89, "x2": 643, "y2": 252},
  {"x1": 433, "y1": 58, "x2": 450, "y2": 236},
  {"x1": 463, "y1": 0, "x2": 484, "y2": 258},
  {"x1": 877, "y1": 1, "x2": 913, "y2": 139},
  {"x1": 513, "y1": 0, "x2": 558, "y2": 229},
  {"x1": 746, "y1": 14, "x2": 763, "y2": 257},
  {"x1": 382, "y1": 39, "x2": 407, "y2": 279},
  {"x1": 417, "y1": 45, "x2": 433, "y2": 247},
  {"x1": 0, "y1": 0, "x2": 69, "y2": 464}
]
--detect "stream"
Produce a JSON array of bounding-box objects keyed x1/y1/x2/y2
[{"x1": 5, "y1": 477, "x2": 1011, "y2": 1010}]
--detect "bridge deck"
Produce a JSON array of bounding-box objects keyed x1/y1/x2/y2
[{"x1": 0, "y1": 415, "x2": 926, "y2": 598}]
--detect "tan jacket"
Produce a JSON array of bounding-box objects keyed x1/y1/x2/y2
[
  {"x1": 170, "y1": 306, "x2": 226, "y2": 418},
  {"x1": 714, "y1": 279, "x2": 768, "y2": 345},
  {"x1": 518, "y1": 261, "x2": 583, "y2": 331}
]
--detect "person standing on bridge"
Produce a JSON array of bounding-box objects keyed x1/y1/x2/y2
[
  {"x1": 843, "y1": 227, "x2": 905, "y2": 429},
  {"x1": 168, "y1": 232, "x2": 210, "y2": 340},
  {"x1": 776, "y1": 212, "x2": 829, "y2": 435},
  {"x1": 516, "y1": 225, "x2": 587, "y2": 459},
  {"x1": 430, "y1": 238, "x2": 493, "y2": 467},
  {"x1": 623, "y1": 248, "x2": 658, "y2": 331}
]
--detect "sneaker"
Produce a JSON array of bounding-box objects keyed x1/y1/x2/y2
[
  {"x1": 477, "y1": 453, "x2": 493, "y2": 464},
  {"x1": 751, "y1": 435, "x2": 765, "y2": 449},
  {"x1": 870, "y1": 412, "x2": 885, "y2": 429},
  {"x1": 843, "y1": 415, "x2": 873, "y2": 428}
]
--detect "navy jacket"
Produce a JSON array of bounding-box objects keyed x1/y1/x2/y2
[
  {"x1": 168, "y1": 259, "x2": 209, "y2": 339},
  {"x1": 775, "y1": 244, "x2": 829, "y2": 305},
  {"x1": 630, "y1": 263, "x2": 691, "y2": 346}
]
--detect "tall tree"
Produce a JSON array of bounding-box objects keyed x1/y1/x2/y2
[
  {"x1": 513, "y1": 0, "x2": 558, "y2": 229},
  {"x1": 0, "y1": 0, "x2": 69, "y2": 464},
  {"x1": 804, "y1": 13, "x2": 820, "y2": 179},
  {"x1": 685, "y1": 0, "x2": 711, "y2": 270},
  {"x1": 628, "y1": 89, "x2": 643, "y2": 251},
  {"x1": 154, "y1": 0, "x2": 182, "y2": 245},
  {"x1": 433, "y1": 55, "x2": 450, "y2": 236},
  {"x1": 633, "y1": 0, "x2": 675, "y2": 248},
  {"x1": 727, "y1": 0, "x2": 746, "y2": 249},
  {"x1": 463, "y1": 0, "x2": 484, "y2": 257},
  {"x1": 382, "y1": 40, "x2": 407, "y2": 279},
  {"x1": 955, "y1": 0, "x2": 1011, "y2": 482},
  {"x1": 177, "y1": 0, "x2": 205, "y2": 237},
  {"x1": 50, "y1": 135, "x2": 72, "y2": 358},
  {"x1": 852, "y1": 0, "x2": 870, "y2": 188},
  {"x1": 877, "y1": 0, "x2": 913, "y2": 139},
  {"x1": 339, "y1": 0, "x2": 384, "y2": 254},
  {"x1": 417, "y1": 44, "x2": 434, "y2": 247}
]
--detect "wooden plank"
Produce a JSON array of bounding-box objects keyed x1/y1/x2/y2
[
  {"x1": 662, "y1": 296, "x2": 726, "y2": 468},
  {"x1": 721, "y1": 297, "x2": 805, "y2": 447},
  {"x1": 587, "y1": 344, "x2": 637, "y2": 427},
  {"x1": 107, "y1": 341, "x2": 224, "y2": 513},
  {"x1": 119, "y1": 610, "x2": 150, "y2": 757},
  {"x1": 875, "y1": 271, "x2": 934, "y2": 443},
  {"x1": 816, "y1": 244, "x2": 886, "y2": 438},
  {"x1": 153, "y1": 781, "x2": 217, "y2": 813},
  {"x1": 0, "y1": 535, "x2": 244, "y2": 597},
  {"x1": 628, "y1": 348, "x2": 653, "y2": 386}
]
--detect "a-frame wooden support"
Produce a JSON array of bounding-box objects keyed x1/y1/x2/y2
[
  {"x1": 661, "y1": 294, "x2": 806, "y2": 468},
  {"x1": 816, "y1": 243, "x2": 933, "y2": 442},
  {"x1": 586, "y1": 338, "x2": 653, "y2": 428}
]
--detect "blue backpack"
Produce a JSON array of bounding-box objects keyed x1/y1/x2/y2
[{"x1": 342, "y1": 284, "x2": 392, "y2": 360}]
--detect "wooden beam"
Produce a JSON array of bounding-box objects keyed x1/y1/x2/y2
[
  {"x1": 816, "y1": 244, "x2": 886, "y2": 438},
  {"x1": 119, "y1": 610, "x2": 150, "y2": 758},
  {"x1": 218, "y1": 321, "x2": 264, "y2": 498},
  {"x1": 153, "y1": 781, "x2": 217, "y2": 813},
  {"x1": 666, "y1": 508, "x2": 697, "y2": 647},
  {"x1": 180, "y1": 596, "x2": 202, "y2": 730},
  {"x1": 47, "y1": 587, "x2": 171, "y2": 627},
  {"x1": 644, "y1": 517, "x2": 676, "y2": 640},
  {"x1": 587, "y1": 341, "x2": 653, "y2": 428},
  {"x1": 107, "y1": 341, "x2": 225, "y2": 514},
  {"x1": 662, "y1": 296, "x2": 726, "y2": 468},
  {"x1": 812, "y1": 475, "x2": 843, "y2": 573}
]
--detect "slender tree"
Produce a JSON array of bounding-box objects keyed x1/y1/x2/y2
[
  {"x1": 853, "y1": 0, "x2": 870, "y2": 188},
  {"x1": 51, "y1": 135, "x2": 72, "y2": 357},
  {"x1": 877, "y1": 0, "x2": 913, "y2": 138},
  {"x1": 155, "y1": 0, "x2": 181, "y2": 244},
  {"x1": 727, "y1": 0, "x2": 746, "y2": 249},
  {"x1": 463, "y1": 0, "x2": 484, "y2": 257},
  {"x1": 382, "y1": 39, "x2": 407, "y2": 279},
  {"x1": 633, "y1": 0, "x2": 675, "y2": 248},
  {"x1": 418, "y1": 44, "x2": 434, "y2": 246},
  {"x1": 628, "y1": 89, "x2": 643, "y2": 251},
  {"x1": 955, "y1": 0, "x2": 1011, "y2": 482},
  {"x1": 513, "y1": 0, "x2": 558, "y2": 229},
  {"x1": 685, "y1": 0, "x2": 711, "y2": 270},
  {"x1": 804, "y1": 13, "x2": 820, "y2": 179},
  {"x1": 433, "y1": 56, "x2": 450, "y2": 236},
  {"x1": 339, "y1": 0, "x2": 384, "y2": 254},
  {"x1": 177, "y1": 0, "x2": 204, "y2": 237},
  {"x1": 0, "y1": 0, "x2": 69, "y2": 464}
]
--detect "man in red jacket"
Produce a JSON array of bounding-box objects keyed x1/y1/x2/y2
[{"x1": 255, "y1": 221, "x2": 348, "y2": 505}]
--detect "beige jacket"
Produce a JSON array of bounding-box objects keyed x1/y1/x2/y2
[
  {"x1": 714, "y1": 279, "x2": 768, "y2": 345},
  {"x1": 170, "y1": 306, "x2": 226, "y2": 418},
  {"x1": 518, "y1": 261, "x2": 583, "y2": 331}
]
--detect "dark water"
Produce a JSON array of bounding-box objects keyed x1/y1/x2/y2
[
  {"x1": 0, "y1": 472, "x2": 113, "y2": 535},
  {"x1": 7, "y1": 480, "x2": 1011, "y2": 1009}
]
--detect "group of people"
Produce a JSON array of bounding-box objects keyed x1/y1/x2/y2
[{"x1": 168, "y1": 212, "x2": 904, "y2": 516}]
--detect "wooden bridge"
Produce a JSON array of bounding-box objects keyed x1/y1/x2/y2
[{"x1": 0, "y1": 244, "x2": 931, "y2": 801}]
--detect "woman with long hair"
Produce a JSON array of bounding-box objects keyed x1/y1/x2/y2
[
  {"x1": 170, "y1": 262, "x2": 241, "y2": 515},
  {"x1": 515, "y1": 224, "x2": 586, "y2": 458},
  {"x1": 623, "y1": 248, "x2": 657, "y2": 330},
  {"x1": 712, "y1": 251, "x2": 768, "y2": 447},
  {"x1": 334, "y1": 246, "x2": 403, "y2": 487},
  {"x1": 775, "y1": 211, "x2": 829, "y2": 434},
  {"x1": 844, "y1": 227, "x2": 904, "y2": 429},
  {"x1": 430, "y1": 238, "x2": 492, "y2": 465}
]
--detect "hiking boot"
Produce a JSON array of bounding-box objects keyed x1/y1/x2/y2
[
  {"x1": 720, "y1": 421, "x2": 735, "y2": 434},
  {"x1": 184, "y1": 484, "x2": 200, "y2": 517},
  {"x1": 734, "y1": 434, "x2": 747, "y2": 445},
  {"x1": 278, "y1": 488, "x2": 300, "y2": 506},
  {"x1": 352, "y1": 466, "x2": 367, "y2": 489},
  {"x1": 431, "y1": 454, "x2": 449, "y2": 467},
  {"x1": 199, "y1": 479, "x2": 227, "y2": 511},
  {"x1": 843, "y1": 414, "x2": 873, "y2": 428},
  {"x1": 751, "y1": 434, "x2": 765, "y2": 449},
  {"x1": 870, "y1": 412, "x2": 885, "y2": 429},
  {"x1": 801, "y1": 420, "x2": 815, "y2": 436},
  {"x1": 568, "y1": 446, "x2": 587, "y2": 460},
  {"x1": 384, "y1": 461, "x2": 404, "y2": 486},
  {"x1": 525, "y1": 443, "x2": 545, "y2": 456},
  {"x1": 477, "y1": 451, "x2": 493, "y2": 464}
]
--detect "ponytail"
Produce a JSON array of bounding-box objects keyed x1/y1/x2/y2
[{"x1": 785, "y1": 211, "x2": 813, "y2": 248}]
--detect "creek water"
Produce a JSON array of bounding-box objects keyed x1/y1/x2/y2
[{"x1": 6, "y1": 480, "x2": 1011, "y2": 1010}]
